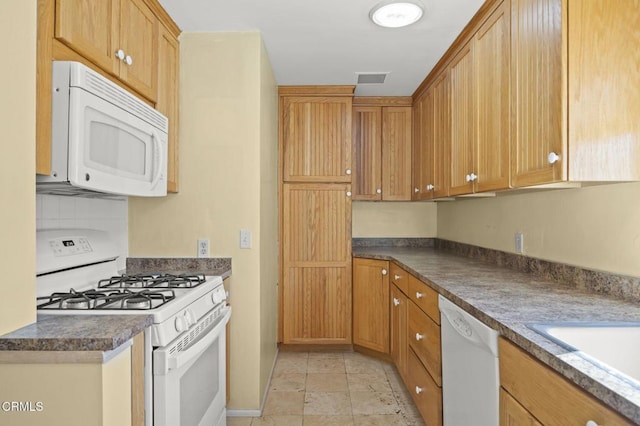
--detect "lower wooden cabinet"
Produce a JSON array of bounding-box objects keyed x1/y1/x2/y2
[
  {"x1": 407, "y1": 347, "x2": 443, "y2": 426},
  {"x1": 407, "y1": 300, "x2": 442, "y2": 386},
  {"x1": 499, "y1": 337, "x2": 631, "y2": 425},
  {"x1": 352, "y1": 258, "x2": 390, "y2": 353},
  {"x1": 500, "y1": 388, "x2": 542, "y2": 426}
]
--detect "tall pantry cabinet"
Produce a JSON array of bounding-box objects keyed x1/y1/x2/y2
[{"x1": 279, "y1": 86, "x2": 355, "y2": 344}]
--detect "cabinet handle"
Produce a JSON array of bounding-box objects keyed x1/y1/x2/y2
[
  {"x1": 466, "y1": 173, "x2": 478, "y2": 182},
  {"x1": 346, "y1": 191, "x2": 352, "y2": 197},
  {"x1": 116, "y1": 49, "x2": 125, "y2": 60},
  {"x1": 548, "y1": 152, "x2": 561, "y2": 164},
  {"x1": 426, "y1": 184, "x2": 434, "y2": 191},
  {"x1": 415, "y1": 386, "x2": 423, "y2": 395},
  {"x1": 585, "y1": 421, "x2": 599, "y2": 426},
  {"x1": 125, "y1": 55, "x2": 133, "y2": 66},
  {"x1": 393, "y1": 297, "x2": 400, "y2": 306},
  {"x1": 415, "y1": 292, "x2": 424, "y2": 299},
  {"x1": 414, "y1": 187, "x2": 419, "y2": 193},
  {"x1": 394, "y1": 274, "x2": 401, "y2": 280},
  {"x1": 381, "y1": 269, "x2": 388, "y2": 276},
  {"x1": 415, "y1": 333, "x2": 424, "y2": 341},
  {"x1": 346, "y1": 169, "x2": 352, "y2": 175},
  {"x1": 376, "y1": 188, "x2": 382, "y2": 194}
]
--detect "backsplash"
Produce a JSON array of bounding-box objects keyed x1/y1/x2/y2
[{"x1": 36, "y1": 194, "x2": 128, "y2": 271}]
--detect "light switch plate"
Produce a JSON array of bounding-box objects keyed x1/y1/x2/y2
[
  {"x1": 240, "y1": 229, "x2": 252, "y2": 249},
  {"x1": 514, "y1": 232, "x2": 524, "y2": 254}
]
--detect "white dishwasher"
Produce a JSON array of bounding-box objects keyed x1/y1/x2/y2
[{"x1": 438, "y1": 295, "x2": 499, "y2": 426}]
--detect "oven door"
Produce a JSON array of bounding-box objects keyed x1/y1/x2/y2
[
  {"x1": 67, "y1": 85, "x2": 168, "y2": 197},
  {"x1": 153, "y1": 307, "x2": 231, "y2": 426}
]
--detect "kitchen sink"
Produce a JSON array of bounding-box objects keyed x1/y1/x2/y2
[{"x1": 527, "y1": 322, "x2": 640, "y2": 384}]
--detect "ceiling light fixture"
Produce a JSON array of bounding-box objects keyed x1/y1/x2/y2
[{"x1": 369, "y1": 1, "x2": 424, "y2": 28}]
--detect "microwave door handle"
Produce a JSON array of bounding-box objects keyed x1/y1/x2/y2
[
  {"x1": 150, "y1": 130, "x2": 164, "y2": 190},
  {"x1": 168, "y1": 308, "x2": 231, "y2": 371}
]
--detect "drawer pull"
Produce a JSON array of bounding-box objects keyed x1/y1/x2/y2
[
  {"x1": 394, "y1": 274, "x2": 401, "y2": 280},
  {"x1": 415, "y1": 333, "x2": 424, "y2": 341},
  {"x1": 415, "y1": 386, "x2": 423, "y2": 395},
  {"x1": 393, "y1": 297, "x2": 401, "y2": 307},
  {"x1": 415, "y1": 292, "x2": 424, "y2": 299},
  {"x1": 585, "y1": 421, "x2": 599, "y2": 426}
]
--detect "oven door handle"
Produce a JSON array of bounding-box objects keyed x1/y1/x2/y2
[{"x1": 155, "y1": 308, "x2": 231, "y2": 374}]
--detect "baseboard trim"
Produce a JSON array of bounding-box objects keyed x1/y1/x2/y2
[{"x1": 227, "y1": 346, "x2": 279, "y2": 418}]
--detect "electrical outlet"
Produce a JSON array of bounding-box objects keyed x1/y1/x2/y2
[
  {"x1": 514, "y1": 232, "x2": 524, "y2": 254},
  {"x1": 240, "y1": 229, "x2": 252, "y2": 249},
  {"x1": 197, "y1": 239, "x2": 209, "y2": 258}
]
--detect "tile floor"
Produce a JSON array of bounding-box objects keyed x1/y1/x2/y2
[{"x1": 227, "y1": 351, "x2": 425, "y2": 425}]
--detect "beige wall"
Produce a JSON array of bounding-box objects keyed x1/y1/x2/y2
[
  {"x1": 0, "y1": 0, "x2": 36, "y2": 335},
  {"x1": 352, "y1": 201, "x2": 437, "y2": 237},
  {"x1": 438, "y1": 182, "x2": 640, "y2": 277},
  {"x1": 129, "y1": 32, "x2": 278, "y2": 410},
  {"x1": 258, "y1": 42, "x2": 279, "y2": 397}
]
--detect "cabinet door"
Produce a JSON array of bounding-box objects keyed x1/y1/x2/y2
[
  {"x1": 475, "y1": 1, "x2": 511, "y2": 192},
  {"x1": 412, "y1": 91, "x2": 434, "y2": 200},
  {"x1": 390, "y1": 284, "x2": 408, "y2": 379},
  {"x1": 55, "y1": 0, "x2": 120, "y2": 74},
  {"x1": 352, "y1": 106, "x2": 382, "y2": 200},
  {"x1": 500, "y1": 388, "x2": 542, "y2": 426},
  {"x1": 156, "y1": 24, "x2": 179, "y2": 193},
  {"x1": 282, "y1": 97, "x2": 352, "y2": 182},
  {"x1": 119, "y1": 0, "x2": 158, "y2": 101},
  {"x1": 282, "y1": 183, "x2": 352, "y2": 344},
  {"x1": 353, "y1": 258, "x2": 390, "y2": 353},
  {"x1": 382, "y1": 107, "x2": 412, "y2": 200},
  {"x1": 449, "y1": 42, "x2": 476, "y2": 195},
  {"x1": 511, "y1": 0, "x2": 566, "y2": 187},
  {"x1": 432, "y1": 72, "x2": 451, "y2": 199}
]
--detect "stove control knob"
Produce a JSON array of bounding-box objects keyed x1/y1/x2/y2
[
  {"x1": 175, "y1": 316, "x2": 187, "y2": 333},
  {"x1": 185, "y1": 310, "x2": 196, "y2": 328},
  {"x1": 212, "y1": 288, "x2": 226, "y2": 304}
]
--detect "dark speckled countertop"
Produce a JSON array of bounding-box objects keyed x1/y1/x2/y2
[
  {"x1": 0, "y1": 314, "x2": 152, "y2": 353},
  {"x1": 354, "y1": 246, "x2": 640, "y2": 424}
]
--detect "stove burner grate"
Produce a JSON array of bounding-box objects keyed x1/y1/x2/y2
[{"x1": 98, "y1": 273, "x2": 206, "y2": 289}]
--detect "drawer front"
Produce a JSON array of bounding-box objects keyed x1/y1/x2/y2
[
  {"x1": 407, "y1": 347, "x2": 442, "y2": 426},
  {"x1": 408, "y1": 275, "x2": 440, "y2": 324},
  {"x1": 499, "y1": 337, "x2": 631, "y2": 426},
  {"x1": 408, "y1": 300, "x2": 441, "y2": 386},
  {"x1": 390, "y1": 262, "x2": 409, "y2": 294}
]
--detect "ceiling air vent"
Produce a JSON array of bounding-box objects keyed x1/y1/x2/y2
[{"x1": 356, "y1": 72, "x2": 388, "y2": 84}]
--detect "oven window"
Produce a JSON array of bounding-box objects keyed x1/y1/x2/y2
[
  {"x1": 180, "y1": 339, "x2": 220, "y2": 426},
  {"x1": 89, "y1": 121, "x2": 146, "y2": 175}
]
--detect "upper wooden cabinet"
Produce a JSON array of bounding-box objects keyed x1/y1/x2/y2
[
  {"x1": 36, "y1": 0, "x2": 180, "y2": 189},
  {"x1": 55, "y1": 0, "x2": 158, "y2": 101},
  {"x1": 449, "y1": 41, "x2": 476, "y2": 196},
  {"x1": 280, "y1": 87, "x2": 354, "y2": 183},
  {"x1": 449, "y1": 0, "x2": 510, "y2": 196},
  {"x1": 475, "y1": 1, "x2": 510, "y2": 192},
  {"x1": 352, "y1": 258, "x2": 390, "y2": 353},
  {"x1": 413, "y1": 71, "x2": 450, "y2": 200},
  {"x1": 512, "y1": 0, "x2": 640, "y2": 186},
  {"x1": 510, "y1": 0, "x2": 565, "y2": 186},
  {"x1": 156, "y1": 24, "x2": 180, "y2": 193},
  {"x1": 352, "y1": 98, "x2": 412, "y2": 201}
]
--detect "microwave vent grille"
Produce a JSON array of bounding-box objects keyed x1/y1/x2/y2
[{"x1": 84, "y1": 72, "x2": 168, "y2": 132}]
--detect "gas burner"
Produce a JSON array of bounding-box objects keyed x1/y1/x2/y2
[
  {"x1": 37, "y1": 288, "x2": 122, "y2": 310},
  {"x1": 98, "y1": 273, "x2": 207, "y2": 289},
  {"x1": 97, "y1": 289, "x2": 176, "y2": 310}
]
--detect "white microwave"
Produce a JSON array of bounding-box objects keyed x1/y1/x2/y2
[{"x1": 37, "y1": 61, "x2": 168, "y2": 198}]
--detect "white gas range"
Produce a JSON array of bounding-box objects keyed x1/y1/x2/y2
[{"x1": 36, "y1": 228, "x2": 230, "y2": 426}]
